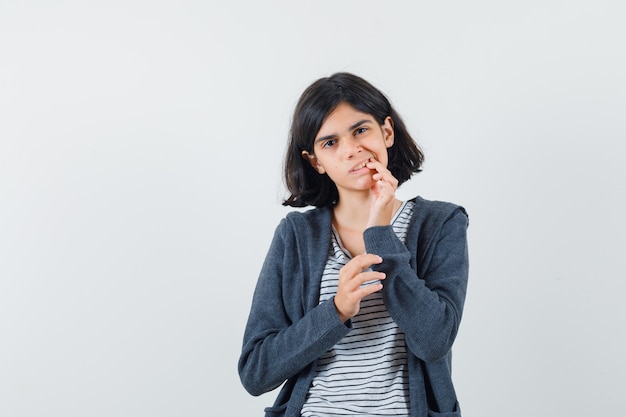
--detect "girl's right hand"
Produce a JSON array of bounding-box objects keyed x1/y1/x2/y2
[
  {"x1": 365, "y1": 157, "x2": 399, "y2": 228},
  {"x1": 334, "y1": 253, "x2": 386, "y2": 322}
]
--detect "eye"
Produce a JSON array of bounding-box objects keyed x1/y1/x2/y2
[
  {"x1": 322, "y1": 139, "x2": 336, "y2": 148},
  {"x1": 355, "y1": 127, "x2": 368, "y2": 135}
]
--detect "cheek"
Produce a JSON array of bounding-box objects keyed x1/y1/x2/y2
[{"x1": 373, "y1": 150, "x2": 390, "y2": 167}]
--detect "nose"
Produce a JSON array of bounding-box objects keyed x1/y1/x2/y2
[{"x1": 342, "y1": 135, "x2": 362, "y2": 159}]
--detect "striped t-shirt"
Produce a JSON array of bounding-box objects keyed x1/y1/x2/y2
[{"x1": 301, "y1": 200, "x2": 414, "y2": 417}]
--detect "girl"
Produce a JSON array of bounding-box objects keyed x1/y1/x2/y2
[{"x1": 238, "y1": 72, "x2": 469, "y2": 417}]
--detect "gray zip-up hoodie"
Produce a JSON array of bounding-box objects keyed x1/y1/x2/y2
[{"x1": 238, "y1": 196, "x2": 469, "y2": 417}]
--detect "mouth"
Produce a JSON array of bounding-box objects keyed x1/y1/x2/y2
[
  {"x1": 350, "y1": 154, "x2": 376, "y2": 172},
  {"x1": 350, "y1": 160, "x2": 369, "y2": 172}
]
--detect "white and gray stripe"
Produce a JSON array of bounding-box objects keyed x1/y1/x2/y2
[{"x1": 301, "y1": 200, "x2": 414, "y2": 417}]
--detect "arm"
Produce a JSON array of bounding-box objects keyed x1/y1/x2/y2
[
  {"x1": 238, "y1": 219, "x2": 351, "y2": 396},
  {"x1": 364, "y1": 207, "x2": 469, "y2": 362}
]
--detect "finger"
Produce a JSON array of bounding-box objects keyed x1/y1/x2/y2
[
  {"x1": 348, "y1": 253, "x2": 383, "y2": 270},
  {"x1": 355, "y1": 281, "x2": 384, "y2": 299},
  {"x1": 338, "y1": 255, "x2": 383, "y2": 286},
  {"x1": 373, "y1": 178, "x2": 398, "y2": 197},
  {"x1": 369, "y1": 170, "x2": 398, "y2": 190},
  {"x1": 366, "y1": 157, "x2": 385, "y2": 172},
  {"x1": 371, "y1": 169, "x2": 398, "y2": 185},
  {"x1": 366, "y1": 157, "x2": 395, "y2": 175},
  {"x1": 357, "y1": 270, "x2": 386, "y2": 285},
  {"x1": 371, "y1": 180, "x2": 395, "y2": 201},
  {"x1": 338, "y1": 271, "x2": 385, "y2": 298},
  {"x1": 339, "y1": 269, "x2": 381, "y2": 292}
]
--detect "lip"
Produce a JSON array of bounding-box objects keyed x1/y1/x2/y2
[
  {"x1": 350, "y1": 158, "x2": 371, "y2": 173},
  {"x1": 350, "y1": 154, "x2": 377, "y2": 173}
]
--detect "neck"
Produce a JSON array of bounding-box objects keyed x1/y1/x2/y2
[
  {"x1": 332, "y1": 191, "x2": 401, "y2": 231},
  {"x1": 333, "y1": 192, "x2": 370, "y2": 225}
]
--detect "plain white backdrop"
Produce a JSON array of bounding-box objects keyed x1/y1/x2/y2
[{"x1": 1, "y1": 1, "x2": 625, "y2": 416}]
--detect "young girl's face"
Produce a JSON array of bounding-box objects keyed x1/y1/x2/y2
[{"x1": 303, "y1": 102, "x2": 394, "y2": 194}]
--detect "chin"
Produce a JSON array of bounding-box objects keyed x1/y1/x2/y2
[{"x1": 356, "y1": 179, "x2": 376, "y2": 190}]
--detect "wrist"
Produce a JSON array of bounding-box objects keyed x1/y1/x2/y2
[{"x1": 333, "y1": 298, "x2": 351, "y2": 323}]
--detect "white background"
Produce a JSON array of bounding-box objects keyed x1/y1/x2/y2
[{"x1": 1, "y1": 1, "x2": 625, "y2": 416}]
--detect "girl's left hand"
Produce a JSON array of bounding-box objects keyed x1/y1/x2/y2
[{"x1": 366, "y1": 157, "x2": 399, "y2": 227}]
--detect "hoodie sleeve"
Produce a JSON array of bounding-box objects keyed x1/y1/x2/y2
[
  {"x1": 238, "y1": 218, "x2": 351, "y2": 396},
  {"x1": 363, "y1": 206, "x2": 469, "y2": 362}
]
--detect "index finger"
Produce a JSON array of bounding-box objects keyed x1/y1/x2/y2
[
  {"x1": 347, "y1": 253, "x2": 383, "y2": 272},
  {"x1": 365, "y1": 157, "x2": 385, "y2": 173}
]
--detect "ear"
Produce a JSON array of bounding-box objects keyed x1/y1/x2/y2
[
  {"x1": 382, "y1": 116, "x2": 395, "y2": 148},
  {"x1": 301, "y1": 150, "x2": 326, "y2": 174}
]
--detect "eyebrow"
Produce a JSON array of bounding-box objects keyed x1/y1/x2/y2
[{"x1": 314, "y1": 119, "x2": 372, "y2": 145}]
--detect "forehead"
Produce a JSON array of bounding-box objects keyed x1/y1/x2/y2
[{"x1": 316, "y1": 102, "x2": 376, "y2": 138}]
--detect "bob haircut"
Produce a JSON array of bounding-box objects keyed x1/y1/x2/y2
[{"x1": 283, "y1": 72, "x2": 424, "y2": 208}]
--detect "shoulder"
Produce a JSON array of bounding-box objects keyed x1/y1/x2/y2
[
  {"x1": 265, "y1": 206, "x2": 333, "y2": 270},
  {"x1": 410, "y1": 196, "x2": 467, "y2": 217},
  {"x1": 410, "y1": 196, "x2": 468, "y2": 217},
  {"x1": 405, "y1": 197, "x2": 469, "y2": 264},
  {"x1": 274, "y1": 206, "x2": 333, "y2": 243},
  {"x1": 408, "y1": 196, "x2": 469, "y2": 237},
  {"x1": 283, "y1": 206, "x2": 332, "y2": 227}
]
